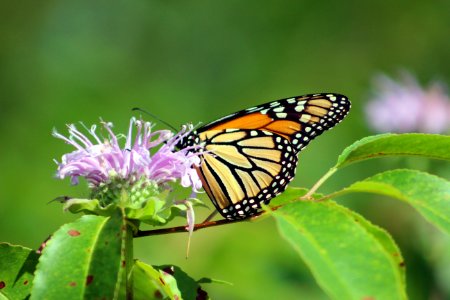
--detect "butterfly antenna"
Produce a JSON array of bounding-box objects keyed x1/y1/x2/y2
[{"x1": 132, "y1": 107, "x2": 178, "y2": 132}]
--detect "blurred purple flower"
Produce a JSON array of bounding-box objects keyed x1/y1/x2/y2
[
  {"x1": 53, "y1": 118, "x2": 203, "y2": 192},
  {"x1": 365, "y1": 72, "x2": 450, "y2": 133}
]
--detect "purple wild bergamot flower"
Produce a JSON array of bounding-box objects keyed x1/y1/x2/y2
[
  {"x1": 53, "y1": 118, "x2": 204, "y2": 225},
  {"x1": 365, "y1": 71, "x2": 450, "y2": 134}
]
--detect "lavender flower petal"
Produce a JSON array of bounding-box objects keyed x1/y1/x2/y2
[{"x1": 54, "y1": 118, "x2": 204, "y2": 193}]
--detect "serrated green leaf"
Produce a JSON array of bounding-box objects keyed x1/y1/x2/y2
[
  {"x1": 31, "y1": 210, "x2": 130, "y2": 300},
  {"x1": 330, "y1": 169, "x2": 450, "y2": 235},
  {"x1": 0, "y1": 243, "x2": 39, "y2": 300},
  {"x1": 335, "y1": 133, "x2": 450, "y2": 169},
  {"x1": 271, "y1": 196, "x2": 406, "y2": 300}
]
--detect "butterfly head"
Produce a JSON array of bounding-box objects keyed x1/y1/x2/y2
[{"x1": 175, "y1": 130, "x2": 200, "y2": 150}]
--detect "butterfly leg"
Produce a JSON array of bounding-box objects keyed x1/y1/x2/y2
[{"x1": 202, "y1": 211, "x2": 219, "y2": 223}]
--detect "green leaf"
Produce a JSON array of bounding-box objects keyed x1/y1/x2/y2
[
  {"x1": 0, "y1": 243, "x2": 39, "y2": 300},
  {"x1": 269, "y1": 187, "x2": 316, "y2": 207},
  {"x1": 133, "y1": 261, "x2": 181, "y2": 300},
  {"x1": 133, "y1": 261, "x2": 212, "y2": 300},
  {"x1": 336, "y1": 133, "x2": 450, "y2": 169},
  {"x1": 31, "y1": 210, "x2": 130, "y2": 300},
  {"x1": 330, "y1": 169, "x2": 450, "y2": 235},
  {"x1": 156, "y1": 265, "x2": 208, "y2": 300},
  {"x1": 271, "y1": 196, "x2": 406, "y2": 300},
  {"x1": 63, "y1": 198, "x2": 117, "y2": 216},
  {"x1": 65, "y1": 196, "x2": 205, "y2": 227}
]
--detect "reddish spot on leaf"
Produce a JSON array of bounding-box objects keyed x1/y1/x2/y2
[
  {"x1": 0, "y1": 281, "x2": 5, "y2": 289},
  {"x1": 362, "y1": 297, "x2": 375, "y2": 300},
  {"x1": 392, "y1": 252, "x2": 399, "y2": 257},
  {"x1": 69, "y1": 281, "x2": 77, "y2": 287},
  {"x1": 174, "y1": 295, "x2": 180, "y2": 300},
  {"x1": 23, "y1": 280, "x2": 29, "y2": 285},
  {"x1": 68, "y1": 230, "x2": 81, "y2": 237},
  {"x1": 121, "y1": 225, "x2": 126, "y2": 231},
  {"x1": 159, "y1": 277, "x2": 166, "y2": 285},
  {"x1": 399, "y1": 261, "x2": 405, "y2": 267},
  {"x1": 86, "y1": 275, "x2": 94, "y2": 285},
  {"x1": 154, "y1": 290, "x2": 163, "y2": 299},
  {"x1": 196, "y1": 287, "x2": 208, "y2": 300},
  {"x1": 122, "y1": 260, "x2": 126, "y2": 268}
]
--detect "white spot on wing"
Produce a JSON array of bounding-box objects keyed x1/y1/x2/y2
[
  {"x1": 286, "y1": 98, "x2": 296, "y2": 104},
  {"x1": 273, "y1": 107, "x2": 284, "y2": 113},
  {"x1": 295, "y1": 105, "x2": 304, "y2": 112}
]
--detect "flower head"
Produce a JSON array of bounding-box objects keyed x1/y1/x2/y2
[
  {"x1": 53, "y1": 118, "x2": 203, "y2": 210},
  {"x1": 365, "y1": 72, "x2": 450, "y2": 134}
]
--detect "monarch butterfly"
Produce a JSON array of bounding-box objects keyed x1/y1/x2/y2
[{"x1": 178, "y1": 93, "x2": 351, "y2": 220}]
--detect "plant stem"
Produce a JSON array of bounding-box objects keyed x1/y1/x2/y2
[
  {"x1": 125, "y1": 223, "x2": 134, "y2": 300},
  {"x1": 135, "y1": 211, "x2": 265, "y2": 237},
  {"x1": 301, "y1": 167, "x2": 338, "y2": 199}
]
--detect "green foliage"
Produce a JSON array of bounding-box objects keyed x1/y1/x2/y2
[
  {"x1": 2, "y1": 2, "x2": 449, "y2": 298},
  {"x1": 64, "y1": 194, "x2": 204, "y2": 226},
  {"x1": 265, "y1": 133, "x2": 449, "y2": 299},
  {"x1": 133, "y1": 262, "x2": 212, "y2": 300},
  {"x1": 330, "y1": 169, "x2": 450, "y2": 235},
  {"x1": 0, "y1": 243, "x2": 38, "y2": 300},
  {"x1": 335, "y1": 133, "x2": 450, "y2": 168},
  {"x1": 30, "y1": 210, "x2": 131, "y2": 300},
  {"x1": 271, "y1": 198, "x2": 407, "y2": 300},
  {"x1": 1, "y1": 133, "x2": 448, "y2": 299},
  {"x1": 133, "y1": 261, "x2": 182, "y2": 300}
]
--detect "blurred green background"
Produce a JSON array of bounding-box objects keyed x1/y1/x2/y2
[{"x1": 1, "y1": 1, "x2": 449, "y2": 299}]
